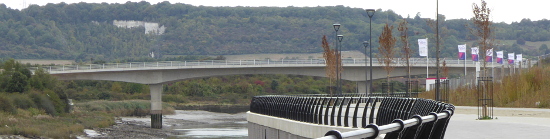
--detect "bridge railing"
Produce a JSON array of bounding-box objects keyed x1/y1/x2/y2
[
  {"x1": 249, "y1": 94, "x2": 454, "y2": 139},
  {"x1": 34, "y1": 58, "x2": 533, "y2": 73}
]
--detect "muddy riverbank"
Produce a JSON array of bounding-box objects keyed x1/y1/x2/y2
[{"x1": 81, "y1": 110, "x2": 247, "y2": 139}]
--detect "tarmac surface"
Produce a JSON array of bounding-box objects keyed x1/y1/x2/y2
[{"x1": 445, "y1": 106, "x2": 550, "y2": 139}]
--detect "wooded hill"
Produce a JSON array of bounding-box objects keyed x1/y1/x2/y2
[{"x1": 1, "y1": 1, "x2": 549, "y2": 62}]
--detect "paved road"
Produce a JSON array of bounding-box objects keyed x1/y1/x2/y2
[{"x1": 445, "y1": 106, "x2": 550, "y2": 139}]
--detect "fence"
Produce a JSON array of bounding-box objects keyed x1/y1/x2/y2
[{"x1": 249, "y1": 94, "x2": 455, "y2": 139}]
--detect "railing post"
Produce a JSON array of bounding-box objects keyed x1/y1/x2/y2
[
  {"x1": 212, "y1": 60, "x2": 214, "y2": 65},
  {"x1": 76, "y1": 65, "x2": 78, "y2": 70},
  {"x1": 268, "y1": 59, "x2": 270, "y2": 65},
  {"x1": 157, "y1": 62, "x2": 159, "y2": 67},
  {"x1": 130, "y1": 63, "x2": 132, "y2": 68},
  {"x1": 254, "y1": 59, "x2": 256, "y2": 65},
  {"x1": 103, "y1": 64, "x2": 104, "y2": 69},
  {"x1": 171, "y1": 61, "x2": 173, "y2": 67},
  {"x1": 62, "y1": 65, "x2": 64, "y2": 71},
  {"x1": 89, "y1": 64, "x2": 92, "y2": 70},
  {"x1": 240, "y1": 60, "x2": 242, "y2": 65}
]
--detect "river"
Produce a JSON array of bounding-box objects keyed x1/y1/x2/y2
[{"x1": 81, "y1": 109, "x2": 248, "y2": 139}]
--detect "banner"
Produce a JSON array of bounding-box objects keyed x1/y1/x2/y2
[
  {"x1": 418, "y1": 38, "x2": 428, "y2": 57},
  {"x1": 496, "y1": 51, "x2": 504, "y2": 64},
  {"x1": 516, "y1": 54, "x2": 522, "y2": 62},
  {"x1": 471, "y1": 47, "x2": 479, "y2": 62},
  {"x1": 458, "y1": 44, "x2": 466, "y2": 60},
  {"x1": 485, "y1": 48, "x2": 493, "y2": 62},
  {"x1": 508, "y1": 53, "x2": 515, "y2": 64}
]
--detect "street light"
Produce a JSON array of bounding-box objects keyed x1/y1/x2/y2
[
  {"x1": 338, "y1": 34, "x2": 344, "y2": 94},
  {"x1": 366, "y1": 9, "x2": 375, "y2": 96},
  {"x1": 363, "y1": 41, "x2": 369, "y2": 95},
  {"x1": 333, "y1": 24, "x2": 341, "y2": 95}
]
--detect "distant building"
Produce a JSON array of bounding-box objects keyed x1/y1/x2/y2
[{"x1": 113, "y1": 20, "x2": 166, "y2": 35}]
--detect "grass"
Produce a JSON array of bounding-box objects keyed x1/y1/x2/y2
[
  {"x1": 419, "y1": 66, "x2": 550, "y2": 109},
  {"x1": 0, "y1": 109, "x2": 109, "y2": 138},
  {"x1": 0, "y1": 100, "x2": 175, "y2": 138}
]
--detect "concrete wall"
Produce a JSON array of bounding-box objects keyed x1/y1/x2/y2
[
  {"x1": 248, "y1": 122, "x2": 309, "y2": 139},
  {"x1": 247, "y1": 112, "x2": 358, "y2": 139}
]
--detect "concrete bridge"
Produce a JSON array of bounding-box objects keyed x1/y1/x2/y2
[{"x1": 35, "y1": 58, "x2": 530, "y2": 129}]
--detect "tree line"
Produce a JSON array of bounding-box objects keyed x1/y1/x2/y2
[{"x1": 0, "y1": 2, "x2": 549, "y2": 62}]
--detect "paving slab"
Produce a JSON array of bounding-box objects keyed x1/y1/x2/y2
[{"x1": 445, "y1": 106, "x2": 550, "y2": 139}]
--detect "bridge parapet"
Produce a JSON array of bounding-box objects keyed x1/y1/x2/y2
[
  {"x1": 33, "y1": 58, "x2": 531, "y2": 74},
  {"x1": 248, "y1": 94, "x2": 454, "y2": 139}
]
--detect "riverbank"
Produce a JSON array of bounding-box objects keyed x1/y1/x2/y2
[{"x1": 79, "y1": 110, "x2": 247, "y2": 139}]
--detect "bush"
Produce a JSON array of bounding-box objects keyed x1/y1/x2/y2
[
  {"x1": 0, "y1": 95, "x2": 17, "y2": 114},
  {"x1": 76, "y1": 100, "x2": 175, "y2": 116},
  {"x1": 11, "y1": 94, "x2": 37, "y2": 109},
  {"x1": 30, "y1": 93, "x2": 58, "y2": 116},
  {"x1": 163, "y1": 94, "x2": 188, "y2": 103}
]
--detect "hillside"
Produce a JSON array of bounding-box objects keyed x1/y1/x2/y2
[{"x1": 1, "y1": 2, "x2": 550, "y2": 62}]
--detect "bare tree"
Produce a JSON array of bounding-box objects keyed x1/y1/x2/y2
[
  {"x1": 471, "y1": 0, "x2": 494, "y2": 77},
  {"x1": 378, "y1": 23, "x2": 397, "y2": 94},
  {"x1": 398, "y1": 19, "x2": 413, "y2": 96},
  {"x1": 321, "y1": 35, "x2": 341, "y2": 95}
]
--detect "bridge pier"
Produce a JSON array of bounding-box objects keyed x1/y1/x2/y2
[
  {"x1": 150, "y1": 84, "x2": 163, "y2": 129},
  {"x1": 357, "y1": 81, "x2": 370, "y2": 94}
]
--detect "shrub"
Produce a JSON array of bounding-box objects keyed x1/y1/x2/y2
[
  {"x1": 11, "y1": 94, "x2": 37, "y2": 109},
  {"x1": 0, "y1": 94, "x2": 17, "y2": 114},
  {"x1": 30, "y1": 93, "x2": 58, "y2": 116},
  {"x1": 76, "y1": 100, "x2": 175, "y2": 116}
]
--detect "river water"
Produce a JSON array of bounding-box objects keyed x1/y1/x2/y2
[
  {"x1": 170, "y1": 121, "x2": 248, "y2": 139},
  {"x1": 162, "y1": 110, "x2": 248, "y2": 139}
]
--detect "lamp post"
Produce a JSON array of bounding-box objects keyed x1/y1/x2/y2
[
  {"x1": 363, "y1": 41, "x2": 369, "y2": 95},
  {"x1": 366, "y1": 9, "x2": 375, "y2": 96},
  {"x1": 333, "y1": 24, "x2": 341, "y2": 95},
  {"x1": 338, "y1": 34, "x2": 344, "y2": 94}
]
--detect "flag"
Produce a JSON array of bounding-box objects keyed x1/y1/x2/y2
[
  {"x1": 496, "y1": 51, "x2": 504, "y2": 64},
  {"x1": 471, "y1": 47, "x2": 479, "y2": 61},
  {"x1": 508, "y1": 53, "x2": 515, "y2": 64},
  {"x1": 485, "y1": 48, "x2": 493, "y2": 62},
  {"x1": 458, "y1": 44, "x2": 466, "y2": 60},
  {"x1": 418, "y1": 38, "x2": 428, "y2": 56},
  {"x1": 516, "y1": 54, "x2": 522, "y2": 62}
]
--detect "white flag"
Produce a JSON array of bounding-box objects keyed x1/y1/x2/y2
[
  {"x1": 516, "y1": 54, "x2": 522, "y2": 62},
  {"x1": 471, "y1": 47, "x2": 479, "y2": 55},
  {"x1": 496, "y1": 51, "x2": 503, "y2": 58},
  {"x1": 458, "y1": 45, "x2": 467, "y2": 52},
  {"x1": 486, "y1": 49, "x2": 493, "y2": 57},
  {"x1": 508, "y1": 53, "x2": 515, "y2": 60},
  {"x1": 418, "y1": 38, "x2": 428, "y2": 56}
]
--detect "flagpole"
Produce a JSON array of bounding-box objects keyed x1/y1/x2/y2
[{"x1": 464, "y1": 44, "x2": 467, "y2": 76}]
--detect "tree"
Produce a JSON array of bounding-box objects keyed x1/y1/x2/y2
[
  {"x1": 539, "y1": 44, "x2": 549, "y2": 55},
  {"x1": 378, "y1": 23, "x2": 397, "y2": 94},
  {"x1": 6, "y1": 72, "x2": 29, "y2": 93},
  {"x1": 471, "y1": 0, "x2": 494, "y2": 77},
  {"x1": 398, "y1": 19, "x2": 413, "y2": 96},
  {"x1": 320, "y1": 35, "x2": 340, "y2": 95}
]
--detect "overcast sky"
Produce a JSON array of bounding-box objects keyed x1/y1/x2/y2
[{"x1": 2, "y1": 0, "x2": 546, "y2": 24}]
